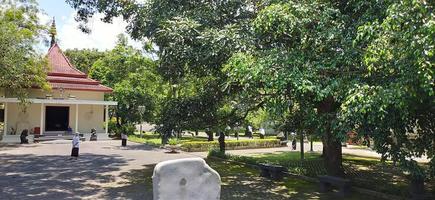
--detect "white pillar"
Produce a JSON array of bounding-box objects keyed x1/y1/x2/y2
[
  {"x1": 40, "y1": 103, "x2": 44, "y2": 135},
  {"x1": 105, "y1": 105, "x2": 109, "y2": 134},
  {"x1": 75, "y1": 104, "x2": 78, "y2": 133},
  {"x1": 3, "y1": 103, "x2": 8, "y2": 136}
]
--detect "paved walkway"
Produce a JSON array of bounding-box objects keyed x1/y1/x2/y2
[
  {"x1": 224, "y1": 142, "x2": 429, "y2": 163},
  {"x1": 0, "y1": 140, "x2": 203, "y2": 200},
  {"x1": 0, "y1": 139, "x2": 428, "y2": 199}
]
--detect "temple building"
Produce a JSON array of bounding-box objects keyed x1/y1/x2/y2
[{"x1": 0, "y1": 19, "x2": 117, "y2": 143}]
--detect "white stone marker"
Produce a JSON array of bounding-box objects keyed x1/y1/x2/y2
[{"x1": 152, "y1": 157, "x2": 221, "y2": 200}]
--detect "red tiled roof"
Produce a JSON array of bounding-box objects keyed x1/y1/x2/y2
[{"x1": 46, "y1": 43, "x2": 112, "y2": 92}]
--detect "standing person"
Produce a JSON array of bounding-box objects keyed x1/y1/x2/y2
[
  {"x1": 259, "y1": 127, "x2": 266, "y2": 139},
  {"x1": 20, "y1": 129, "x2": 29, "y2": 144},
  {"x1": 292, "y1": 138, "x2": 297, "y2": 150},
  {"x1": 71, "y1": 132, "x2": 80, "y2": 159},
  {"x1": 121, "y1": 132, "x2": 128, "y2": 147}
]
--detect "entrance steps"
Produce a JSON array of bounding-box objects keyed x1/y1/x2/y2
[{"x1": 1, "y1": 133, "x2": 110, "y2": 143}]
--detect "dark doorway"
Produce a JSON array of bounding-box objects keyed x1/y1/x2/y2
[
  {"x1": 0, "y1": 108, "x2": 4, "y2": 122},
  {"x1": 45, "y1": 106, "x2": 69, "y2": 131}
]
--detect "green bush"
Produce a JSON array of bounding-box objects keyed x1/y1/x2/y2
[
  {"x1": 181, "y1": 139, "x2": 281, "y2": 152},
  {"x1": 107, "y1": 120, "x2": 136, "y2": 138},
  {"x1": 208, "y1": 149, "x2": 228, "y2": 159},
  {"x1": 128, "y1": 135, "x2": 161, "y2": 146}
]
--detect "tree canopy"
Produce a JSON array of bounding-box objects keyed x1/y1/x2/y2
[
  {"x1": 64, "y1": 48, "x2": 106, "y2": 74},
  {"x1": 0, "y1": 0, "x2": 49, "y2": 101},
  {"x1": 340, "y1": 0, "x2": 434, "y2": 179},
  {"x1": 67, "y1": 0, "x2": 434, "y2": 179},
  {"x1": 89, "y1": 34, "x2": 165, "y2": 126}
]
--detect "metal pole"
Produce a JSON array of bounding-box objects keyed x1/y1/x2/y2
[
  {"x1": 3, "y1": 103, "x2": 8, "y2": 136},
  {"x1": 105, "y1": 105, "x2": 109, "y2": 134},
  {"x1": 40, "y1": 103, "x2": 44, "y2": 135},
  {"x1": 75, "y1": 104, "x2": 79, "y2": 132}
]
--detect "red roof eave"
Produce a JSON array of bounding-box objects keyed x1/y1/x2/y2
[
  {"x1": 53, "y1": 87, "x2": 113, "y2": 93},
  {"x1": 50, "y1": 83, "x2": 113, "y2": 93},
  {"x1": 47, "y1": 72, "x2": 87, "y2": 78}
]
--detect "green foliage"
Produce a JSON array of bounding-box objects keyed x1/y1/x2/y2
[
  {"x1": 167, "y1": 138, "x2": 179, "y2": 146},
  {"x1": 223, "y1": 0, "x2": 362, "y2": 176},
  {"x1": 67, "y1": 0, "x2": 260, "y2": 137},
  {"x1": 128, "y1": 134, "x2": 161, "y2": 147},
  {"x1": 340, "y1": 0, "x2": 434, "y2": 179},
  {"x1": 208, "y1": 148, "x2": 229, "y2": 159},
  {"x1": 0, "y1": 0, "x2": 49, "y2": 101},
  {"x1": 181, "y1": 139, "x2": 281, "y2": 152},
  {"x1": 245, "y1": 108, "x2": 270, "y2": 129},
  {"x1": 64, "y1": 48, "x2": 106, "y2": 74},
  {"x1": 89, "y1": 34, "x2": 166, "y2": 125},
  {"x1": 67, "y1": 0, "x2": 434, "y2": 179}
]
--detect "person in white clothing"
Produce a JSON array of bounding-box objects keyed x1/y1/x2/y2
[
  {"x1": 247, "y1": 125, "x2": 253, "y2": 139},
  {"x1": 71, "y1": 132, "x2": 80, "y2": 159},
  {"x1": 121, "y1": 132, "x2": 128, "y2": 147},
  {"x1": 259, "y1": 127, "x2": 266, "y2": 139}
]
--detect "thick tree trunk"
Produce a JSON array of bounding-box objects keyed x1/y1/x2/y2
[
  {"x1": 322, "y1": 131, "x2": 344, "y2": 177},
  {"x1": 300, "y1": 131, "x2": 304, "y2": 160},
  {"x1": 317, "y1": 96, "x2": 345, "y2": 177},
  {"x1": 310, "y1": 137, "x2": 313, "y2": 152}
]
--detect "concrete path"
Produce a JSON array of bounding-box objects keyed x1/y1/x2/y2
[
  {"x1": 0, "y1": 139, "x2": 428, "y2": 199},
  {"x1": 0, "y1": 140, "x2": 203, "y2": 200}
]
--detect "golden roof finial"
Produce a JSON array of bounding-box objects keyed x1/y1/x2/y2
[{"x1": 49, "y1": 17, "x2": 57, "y2": 47}]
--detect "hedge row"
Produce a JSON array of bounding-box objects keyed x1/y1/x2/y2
[{"x1": 180, "y1": 139, "x2": 282, "y2": 152}]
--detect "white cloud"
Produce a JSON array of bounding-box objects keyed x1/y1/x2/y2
[
  {"x1": 37, "y1": 12, "x2": 51, "y2": 25},
  {"x1": 58, "y1": 13, "x2": 143, "y2": 51}
]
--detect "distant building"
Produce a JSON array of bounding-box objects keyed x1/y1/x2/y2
[{"x1": 0, "y1": 19, "x2": 116, "y2": 143}]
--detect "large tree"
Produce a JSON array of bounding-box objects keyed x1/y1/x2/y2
[
  {"x1": 66, "y1": 0, "x2": 433, "y2": 179},
  {"x1": 341, "y1": 0, "x2": 434, "y2": 180},
  {"x1": 224, "y1": 0, "x2": 395, "y2": 176},
  {"x1": 0, "y1": 0, "x2": 49, "y2": 101},
  {"x1": 89, "y1": 34, "x2": 164, "y2": 127},
  {"x1": 66, "y1": 0, "x2": 261, "y2": 136},
  {"x1": 64, "y1": 48, "x2": 106, "y2": 74}
]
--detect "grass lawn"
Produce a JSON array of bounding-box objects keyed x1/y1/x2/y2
[
  {"x1": 112, "y1": 158, "x2": 369, "y2": 200},
  {"x1": 128, "y1": 132, "x2": 281, "y2": 151},
  {"x1": 128, "y1": 132, "x2": 211, "y2": 146},
  {"x1": 220, "y1": 151, "x2": 434, "y2": 198}
]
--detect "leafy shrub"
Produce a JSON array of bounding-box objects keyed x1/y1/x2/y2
[
  {"x1": 181, "y1": 139, "x2": 280, "y2": 152},
  {"x1": 168, "y1": 138, "x2": 179, "y2": 145},
  {"x1": 109, "y1": 122, "x2": 136, "y2": 138},
  {"x1": 128, "y1": 135, "x2": 161, "y2": 146},
  {"x1": 208, "y1": 149, "x2": 228, "y2": 159}
]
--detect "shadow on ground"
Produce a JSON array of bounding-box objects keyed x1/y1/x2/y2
[
  {"x1": 103, "y1": 159, "x2": 367, "y2": 200},
  {"x1": 101, "y1": 165, "x2": 155, "y2": 200},
  {"x1": 101, "y1": 143, "x2": 158, "y2": 151},
  {"x1": 0, "y1": 153, "x2": 128, "y2": 200},
  {"x1": 0, "y1": 143, "x2": 40, "y2": 151}
]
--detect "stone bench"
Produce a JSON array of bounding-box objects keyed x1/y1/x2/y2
[
  {"x1": 318, "y1": 175, "x2": 351, "y2": 197},
  {"x1": 259, "y1": 163, "x2": 287, "y2": 180}
]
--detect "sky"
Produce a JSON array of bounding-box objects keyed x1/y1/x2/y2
[{"x1": 36, "y1": 0, "x2": 142, "y2": 52}]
